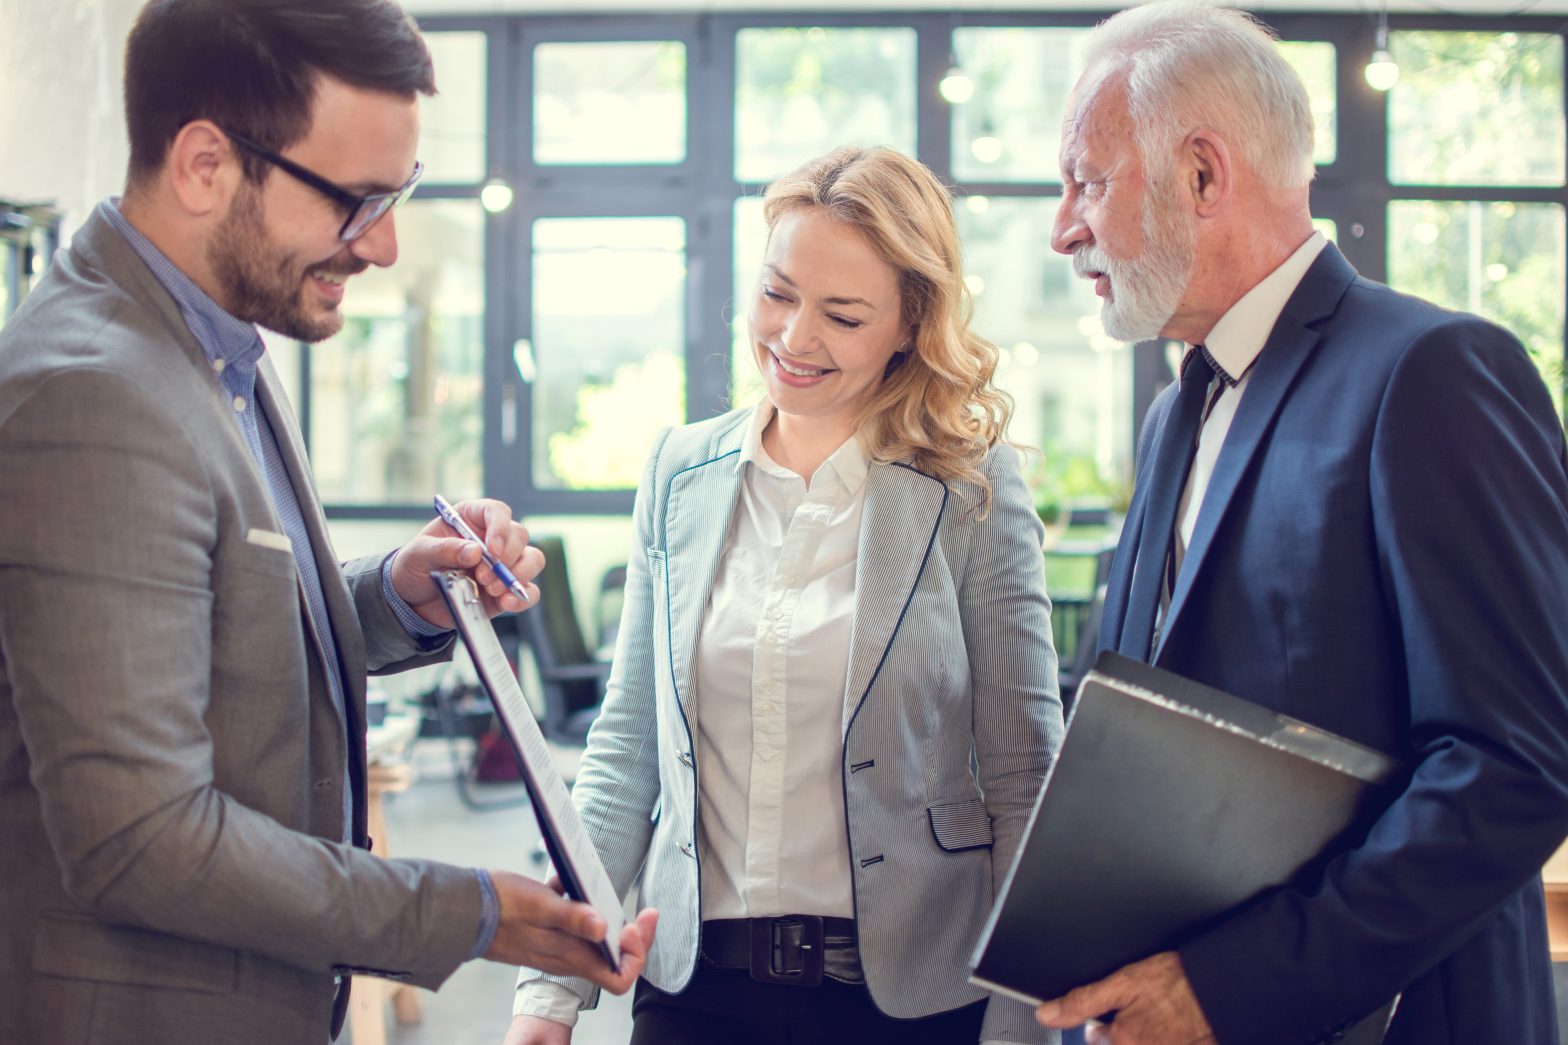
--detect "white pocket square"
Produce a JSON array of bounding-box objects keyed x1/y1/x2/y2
[{"x1": 245, "y1": 528, "x2": 293, "y2": 553}]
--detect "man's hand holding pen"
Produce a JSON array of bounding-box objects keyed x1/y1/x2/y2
[{"x1": 391, "y1": 497, "x2": 545, "y2": 628}]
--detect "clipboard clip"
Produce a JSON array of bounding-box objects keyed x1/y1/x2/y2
[{"x1": 436, "y1": 569, "x2": 482, "y2": 607}]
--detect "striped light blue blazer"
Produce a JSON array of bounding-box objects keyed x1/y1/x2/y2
[{"x1": 529, "y1": 406, "x2": 1063, "y2": 1043}]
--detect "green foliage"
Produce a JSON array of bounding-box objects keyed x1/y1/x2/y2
[
  {"x1": 1390, "y1": 31, "x2": 1564, "y2": 187},
  {"x1": 1385, "y1": 32, "x2": 1567, "y2": 412},
  {"x1": 737, "y1": 27, "x2": 908, "y2": 101},
  {"x1": 1276, "y1": 41, "x2": 1338, "y2": 166},
  {"x1": 1389, "y1": 199, "x2": 1565, "y2": 412},
  {"x1": 655, "y1": 42, "x2": 686, "y2": 91},
  {"x1": 549, "y1": 352, "x2": 685, "y2": 490},
  {"x1": 1024, "y1": 445, "x2": 1120, "y2": 524},
  {"x1": 734, "y1": 27, "x2": 916, "y2": 180}
]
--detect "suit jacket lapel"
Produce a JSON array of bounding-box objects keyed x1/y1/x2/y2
[
  {"x1": 663, "y1": 422, "x2": 747, "y2": 712},
  {"x1": 253, "y1": 358, "x2": 365, "y2": 749},
  {"x1": 842, "y1": 463, "x2": 948, "y2": 735},
  {"x1": 1098, "y1": 385, "x2": 1179, "y2": 656},
  {"x1": 1158, "y1": 245, "x2": 1358, "y2": 657}
]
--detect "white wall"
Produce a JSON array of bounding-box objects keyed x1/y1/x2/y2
[{"x1": 0, "y1": 0, "x2": 142, "y2": 236}]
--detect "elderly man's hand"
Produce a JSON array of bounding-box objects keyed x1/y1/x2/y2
[{"x1": 1035, "y1": 952, "x2": 1216, "y2": 1045}]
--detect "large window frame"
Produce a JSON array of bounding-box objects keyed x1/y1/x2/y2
[{"x1": 302, "y1": 9, "x2": 1568, "y2": 522}]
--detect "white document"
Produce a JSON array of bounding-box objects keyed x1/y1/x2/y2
[{"x1": 430, "y1": 570, "x2": 624, "y2": 970}]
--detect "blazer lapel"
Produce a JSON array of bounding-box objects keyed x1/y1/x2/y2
[
  {"x1": 842, "y1": 463, "x2": 948, "y2": 734},
  {"x1": 663, "y1": 427, "x2": 747, "y2": 712},
  {"x1": 1158, "y1": 245, "x2": 1358, "y2": 657},
  {"x1": 1099, "y1": 383, "x2": 1181, "y2": 657},
  {"x1": 253, "y1": 358, "x2": 365, "y2": 745}
]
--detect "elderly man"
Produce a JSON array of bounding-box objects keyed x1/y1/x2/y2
[
  {"x1": 0, "y1": 2, "x2": 653, "y2": 1043},
  {"x1": 1038, "y1": 3, "x2": 1568, "y2": 1044}
]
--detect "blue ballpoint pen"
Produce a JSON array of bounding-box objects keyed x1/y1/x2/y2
[{"x1": 432, "y1": 494, "x2": 531, "y2": 605}]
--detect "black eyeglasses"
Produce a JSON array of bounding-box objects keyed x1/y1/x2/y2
[{"x1": 221, "y1": 127, "x2": 423, "y2": 243}]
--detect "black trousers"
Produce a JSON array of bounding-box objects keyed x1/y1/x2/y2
[{"x1": 629, "y1": 962, "x2": 987, "y2": 1044}]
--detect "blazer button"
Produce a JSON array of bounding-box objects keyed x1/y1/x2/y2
[
  {"x1": 678, "y1": 750, "x2": 694, "y2": 767},
  {"x1": 678, "y1": 841, "x2": 695, "y2": 858}
]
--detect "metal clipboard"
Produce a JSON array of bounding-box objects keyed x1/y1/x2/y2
[{"x1": 429, "y1": 570, "x2": 624, "y2": 972}]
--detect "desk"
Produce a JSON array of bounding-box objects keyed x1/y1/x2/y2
[
  {"x1": 350, "y1": 713, "x2": 423, "y2": 1045},
  {"x1": 1543, "y1": 840, "x2": 1568, "y2": 961},
  {"x1": 1546, "y1": 882, "x2": 1568, "y2": 962}
]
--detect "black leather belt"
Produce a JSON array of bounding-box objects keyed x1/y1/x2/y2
[{"x1": 701, "y1": 915, "x2": 856, "y2": 987}]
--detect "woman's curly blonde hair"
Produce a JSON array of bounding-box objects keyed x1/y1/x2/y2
[{"x1": 761, "y1": 146, "x2": 1012, "y2": 511}]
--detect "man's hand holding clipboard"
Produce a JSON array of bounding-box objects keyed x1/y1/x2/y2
[
  {"x1": 482, "y1": 871, "x2": 657, "y2": 993},
  {"x1": 431, "y1": 568, "x2": 657, "y2": 992}
]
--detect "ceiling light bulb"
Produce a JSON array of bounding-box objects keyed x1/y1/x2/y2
[
  {"x1": 939, "y1": 64, "x2": 975, "y2": 105},
  {"x1": 1365, "y1": 49, "x2": 1399, "y2": 91},
  {"x1": 971, "y1": 134, "x2": 1003, "y2": 164},
  {"x1": 480, "y1": 177, "x2": 514, "y2": 214}
]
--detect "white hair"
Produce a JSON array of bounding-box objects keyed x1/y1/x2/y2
[{"x1": 1083, "y1": 0, "x2": 1315, "y2": 188}]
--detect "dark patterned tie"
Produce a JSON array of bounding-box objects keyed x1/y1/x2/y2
[{"x1": 1118, "y1": 349, "x2": 1216, "y2": 661}]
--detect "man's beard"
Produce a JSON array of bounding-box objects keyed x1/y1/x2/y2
[
  {"x1": 208, "y1": 185, "x2": 366, "y2": 343},
  {"x1": 1074, "y1": 165, "x2": 1196, "y2": 342}
]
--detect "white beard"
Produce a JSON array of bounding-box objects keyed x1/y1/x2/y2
[{"x1": 1074, "y1": 172, "x2": 1196, "y2": 342}]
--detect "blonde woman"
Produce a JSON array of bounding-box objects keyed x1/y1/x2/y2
[{"x1": 507, "y1": 146, "x2": 1063, "y2": 1045}]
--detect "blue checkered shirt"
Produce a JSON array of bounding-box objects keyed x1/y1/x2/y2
[{"x1": 101, "y1": 200, "x2": 498, "y2": 959}]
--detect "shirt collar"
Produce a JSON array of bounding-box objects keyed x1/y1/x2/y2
[
  {"x1": 101, "y1": 198, "x2": 266, "y2": 378},
  {"x1": 1187, "y1": 231, "x2": 1327, "y2": 386},
  {"x1": 738, "y1": 400, "x2": 871, "y2": 496}
]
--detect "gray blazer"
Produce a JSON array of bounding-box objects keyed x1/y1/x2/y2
[
  {"x1": 529, "y1": 408, "x2": 1064, "y2": 1043},
  {"x1": 0, "y1": 209, "x2": 481, "y2": 1045}
]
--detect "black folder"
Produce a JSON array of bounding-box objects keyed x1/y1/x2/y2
[{"x1": 971, "y1": 652, "x2": 1400, "y2": 1007}]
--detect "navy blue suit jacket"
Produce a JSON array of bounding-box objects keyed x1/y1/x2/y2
[{"x1": 1100, "y1": 243, "x2": 1568, "y2": 1044}]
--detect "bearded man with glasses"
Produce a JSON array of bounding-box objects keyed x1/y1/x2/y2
[{"x1": 0, "y1": 3, "x2": 655, "y2": 1044}]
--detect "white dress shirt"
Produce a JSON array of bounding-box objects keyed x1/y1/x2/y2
[
  {"x1": 1172, "y1": 232, "x2": 1328, "y2": 582},
  {"x1": 695, "y1": 401, "x2": 863, "y2": 919},
  {"x1": 516, "y1": 402, "x2": 867, "y2": 1026}
]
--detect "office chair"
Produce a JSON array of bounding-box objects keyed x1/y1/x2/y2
[
  {"x1": 593, "y1": 564, "x2": 628, "y2": 660},
  {"x1": 419, "y1": 663, "x2": 530, "y2": 812},
  {"x1": 1050, "y1": 536, "x2": 1117, "y2": 717},
  {"x1": 518, "y1": 534, "x2": 612, "y2": 746}
]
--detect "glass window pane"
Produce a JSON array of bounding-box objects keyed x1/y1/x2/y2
[
  {"x1": 1388, "y1": 200, "x2": 1564, "y2": 408},
  {"x1": 308, "y1": 200, "x2": 485, "y2": 504},
  {"x1": 956, "y1": 196, "x2": 1133, "y2": 516},
  {"x1": 1277, "y1": 41, "x2": 1336, "y2": 167},
  {"x1": 951, "y1": 28, "x2": 1089, "y2": 183},
  {"x1": 534, "y1": 42, "x2": 687, "y2": 165},
  {"x1": 736, "y1": 27, "x2": 916, "y2": 184},
  {"x1": 1389, "y1": 31, "x2": 1565, "y2": 187},
  {"x1": 421, "y1": 32, "x2": 487, "y2": 183},
  {"x1": 731, "y1": 195, "x2": 768, "y2": 408},
  {"x1": 533, "y1": 217, "x2": 686, "y2": 489}
]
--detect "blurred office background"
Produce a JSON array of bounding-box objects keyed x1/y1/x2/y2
[{"x1": 5, "y1": 0, "x2": 1568, "y2": 1041}]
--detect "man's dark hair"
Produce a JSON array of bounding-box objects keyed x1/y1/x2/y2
[{"x1": 124, "y1": 0, "x2": 437, "y2": 186}]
